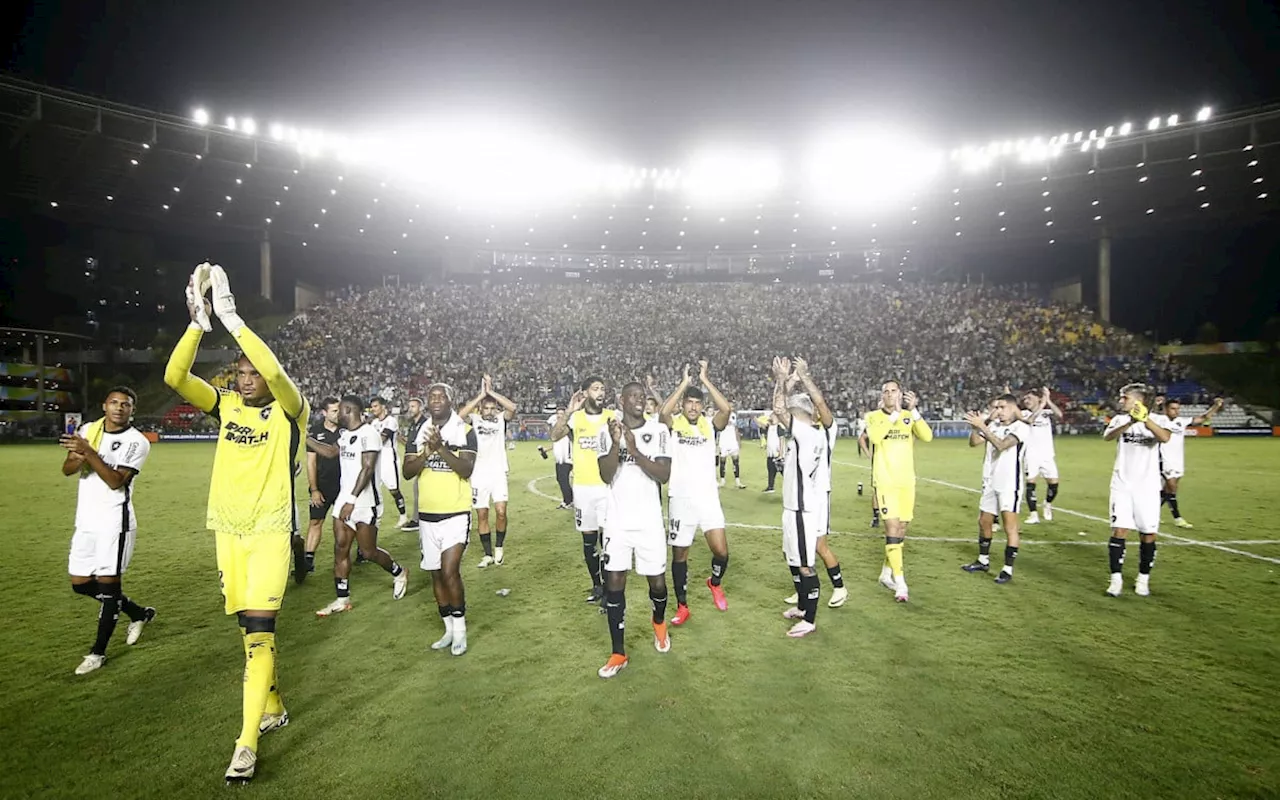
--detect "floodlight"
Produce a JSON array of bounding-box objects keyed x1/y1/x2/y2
[
  {"x1": 803, "y1": 127, "x2": 943, "y2": 211},
  {"x1": 1167, "y1": 114, "x2": 1179, "y2": 126},
  {"x1": 1196, "y1": 106, "x2": 1212, "y2": 122},
  {"x1": 1119, "y1": 122, "x2": 1133, "y2": 135},
  {"x1": 1148, "y1": 117, "x2": 1161, "y2": 131},
  {"x1": 682, "y1": 147, "x2": 782, "y2": 203},
  {"x1": 1104, "y1": 126, "x2": 1114, "y2": 137},
  {"x1": 241, "y1": 118, "x2": 258, "y2": 136},
  {"x1": 269, "y1": 123, "x2": 285, "y2": 141},
  {"x1": 226, "y1": 116, "x2": 238, "y2": 131},
  {"x1": 193, "y1": 108, "x2": 210, "y2": 126}
]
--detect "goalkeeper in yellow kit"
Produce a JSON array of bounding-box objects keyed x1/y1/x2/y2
[
  {"x1": 164, "y1": 263, "x2": 309, "y2": 783},
  {"x1": 862, "y1": 379, "x2": 933, "y2": 603}
]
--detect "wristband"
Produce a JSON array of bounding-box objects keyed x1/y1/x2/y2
[
  {"x1": 910, "y1": 410, "x2": 922, "y2": 422},
  {"x1": 335, "y1": 493, "x2": 357, "y2": 508},
  {"x1": 222, "y1": 313, "x2": 247, "y2": 335}
]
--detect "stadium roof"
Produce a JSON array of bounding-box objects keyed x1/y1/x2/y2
[{"x1": 1, "y1": 75, "x2": 1277, "y2": 268}]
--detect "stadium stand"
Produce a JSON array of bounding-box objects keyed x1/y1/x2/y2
[{"x1": 265, "y1": 280, "x2": 1216, "y2": 419}]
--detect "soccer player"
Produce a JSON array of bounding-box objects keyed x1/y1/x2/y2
[
  {"x1": 863, "y1": 379, "x2": 933, "y2": 603},
  {"x1": 404, "y1": 383, "x2": 477, "y2": 656},
  {"x1": 401, "y1": 397, "x2": 429, "y2": 532},
  {"x1": 962, "y1": 395, "x2": 1029, "y2": 583},
  {"x1": 857, "y1": 413, "x2": 881, "y2": 528},
  {"x1": 1152, "y1": 396, "x2": 1223, "y2": 528},
  {"x1": 762, "y1": 411, "x2": 784, "y2": 493},
  {"x1": 369, "y1": 397, "x2": 408, "y2": 529},
  {"x1": 312, "y1": 396, "x2": 408, "y2": 616},
  {"x1": 163, "y1": 263, "x2": 308, "y2": 783},
  {"x1": 544, "y1": 402, "x2": 574, "y2": 509},
  {"x1": 303, "y1": 397, "x2": 342, "y2": 575},
  {"x1": 1104, "y1": 384, "x2": 1174, "y2": 597},
  {"x1": 1021, "y1": 387, "x2": 1063, "y2": 524},
  {"x1": 59, "y1": 386, "x2": 155, "y2": 675},
  {"x1": 659, "y1": 360, "x2": 732, "y2": 624},
  {"x1": 596, "y1": 382, "x2": 673, "y2": 678},
  {"x1": 717, "y1": 409, "x2": 745, "y2": 489},
  {"x1": 550, "y1": 377, "x2": 611, "y2": 603},
  {"x1": 772, "y1": 357, "x2": 840, "y2": 637},
  {"x1": 459, "y1": 375, "x2": 517, "y2": 567}
]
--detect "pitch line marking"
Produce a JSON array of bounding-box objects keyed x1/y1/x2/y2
[
  {"x1": 524, "y1": 476, "x2": 1280, "y2": 555},
  {"x1": 832, "y1": 460, "x2": 1280, "y2": 566}
]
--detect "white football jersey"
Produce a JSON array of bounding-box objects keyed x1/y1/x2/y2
[
  {"x1": 598, "y1": 418, "x2": 671, "y2": 532},
  {"x1": 1151, "y1": 414, "x2": 1191, "y2": 468},
  {"x1": 371, "y1": 414, "x2": 399, "y2": 456},
  {"x1": 469, "y1": 413, "x2": 508, "y2": 473},
  {"x1": 75, "y1": 425, "x2": 151, "y2": 533},
  {"x1": 718, "y1": 413, "x2": 740, "y2": 450},
  {"x1": 548, "y1": 414, "x2": 573, "y2": 464},
  {"x1": 1105, "y1": 414, "x2": 1173, "y2": 492},
  {"x1": 782, "y1": 417, "x2": 834, "y2": 513},
  {"x1": 339, "y1": 424, "x2": 382, "y2": 507},
  {"x1": 982, "y1": 419, "x2": 1030, "y2": 491},
  {"x1": 1021, "y1": 408, "x2": 1056, "y2": 458},
  {"x1": 766, "y1": 422, "x2": 781, "y2": 457},
  {"x1": 668, "y1": 414, "x2": 717, "y2": 498}
]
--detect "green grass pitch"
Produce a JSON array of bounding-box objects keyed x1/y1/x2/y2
[{"x1": 5, "y1": 437, "x2": 1280, "y2": 798}]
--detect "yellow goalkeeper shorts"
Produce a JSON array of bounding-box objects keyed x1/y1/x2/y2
[
  {"x1": 878, "y1": 484, "x2": 916, "y2": 523},
  {"x1": 215, "y1": 531, "x2": 291, "y2": 615}
]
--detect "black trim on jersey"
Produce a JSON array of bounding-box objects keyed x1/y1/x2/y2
[
  {"x1": 1013, "y1": 442, "x2": 1024, "y2": 513},
  {"x1": 208, "y1": 391, "x2": 223, "y2": 423},
  {"x1": 795, "y1": 510, "x2": 811, "y2": 568},
  {"x1": 286, "y1": 404, "x2": 301, "y2": 536},
  {"x1": 419, "y1": 510, "x2": 470, "y2": 523},
  {"x1": 114, "y1": 483, "x2": 131, "y2": 575}
]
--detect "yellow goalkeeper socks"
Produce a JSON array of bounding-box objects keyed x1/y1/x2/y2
[
  {"x1": 885, "y1": 542, "x2": 905, "y2": 579},
  {"x1": 236, "y1": 632, "x2": 277, "y2": 751}
]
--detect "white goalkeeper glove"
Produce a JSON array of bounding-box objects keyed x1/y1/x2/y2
[
  {"x1": 185, "y1": 263, "x2": 213, "y2": 332},
  {"x1": 208, "y1": 264, "x2": 245, "y2": 333}
]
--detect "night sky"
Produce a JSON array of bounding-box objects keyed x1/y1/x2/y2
[{"x1": 2, "y1": 0, "x2": 1279, "y2": 338}]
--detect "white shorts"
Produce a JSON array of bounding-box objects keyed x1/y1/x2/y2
[
  {"x1": 980, "y1": 482, "x2": 1023, "y2": 515},
  {"x1": 782, "y1": 506, "x2": 828, "y2": 568},
  {"x1": 1110, "y1": 487, "x2": 1161, "y2": 534},
  {"x1": 337, "y1": 505, "x2": 377, "y2": 527},
  {"x1": 376, "y1": 450, "x2": 400, "y2": 493},
  {"x1": 574, "y1": 484, "x2": 609, "y2": 532},
  {"x1": 471, "y1": 470, "x2": 510, "y2": 508},
  {"x1": 69, "y1": 528, "x2": 136, "y2": 577},
  {"x1": 667, "y1": 494, "x2": 727, "y2": 547},
  {"x1": 602, "y1": 526, "x2": 667, "y2": 576},
  {"x1": 1025, "y1": 455, "x2": 1059, "y2": 481},
  {"x1": 418, "y1": 513, "x2": 471, "y2": 571},
  {"x1": 719, "y1": 444, "x2": 740, "y2": 458},
  {"x1": 1160, "y1": 456, "x2": 1184, "y2": 480}
]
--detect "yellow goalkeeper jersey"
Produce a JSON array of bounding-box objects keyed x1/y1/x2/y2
[
  {"x1": 569, "y1": 410, "x2": 610, "y2": 487},
  {"x1": 164, "y1": 323, "x2": 308, "y2": 537},
  {"x1": 207, "y1": 389, "x2": 309, "y2": 536},
  {"x1": 863, "y1": 408, "x2": 933, "y2": 489}
]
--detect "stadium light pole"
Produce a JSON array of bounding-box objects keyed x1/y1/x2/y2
[
  {"x1": 260, "y1": 229, "x2": 273, "y2": 302},
  {"x1": 1098, "y1": 229, "x2": 1112, "y2": 324}
]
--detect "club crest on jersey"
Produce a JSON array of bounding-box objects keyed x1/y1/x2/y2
[
  {"x1": 642, "y1": 433, "x2": 652, "y2": 444},
  {"x1": 260, "y1": 407, "x2": 272, "y2": 421},
  {"x1": 111, "y1": 440, "x2": 122, "y2": 451},
  {"x1": 901, "y1": 417, "x2": 911, "y2": 426},
  {"x1": 349, "y1": 435, "x2": 358, "y2": 444}
]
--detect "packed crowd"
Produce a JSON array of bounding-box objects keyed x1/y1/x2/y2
[{"x1": 268, "y1": 281, "x2": 1191, "y2": 417}]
